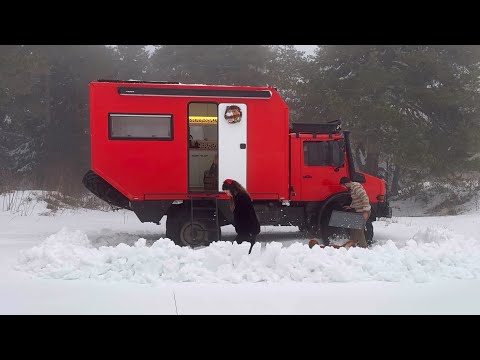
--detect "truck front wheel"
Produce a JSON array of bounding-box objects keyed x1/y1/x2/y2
[
  {"x1": 321, "y1": 223, "x2": 349, "y2": 246},
  {"x1": 320, "y1": 210, "x2": 349, "y2": 246},
  {"x1": 365, "y1": 211, "x2": 375, "y2": 245}
]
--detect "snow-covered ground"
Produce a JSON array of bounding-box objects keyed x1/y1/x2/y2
[{"x1": 1, "y1": 191, "x2": 480, "y2": 314}]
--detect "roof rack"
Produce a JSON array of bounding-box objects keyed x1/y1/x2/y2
[
  {"x1": 290, "y1": 119, "x2": 342, "y2": 138},
  {"x1": 96, "y1": 79, "x2": 180, "y2": 84}
]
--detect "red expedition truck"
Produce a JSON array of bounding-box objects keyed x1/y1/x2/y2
[{"x1": 83, "y1": 80, "x2": 391, "y2": 247}]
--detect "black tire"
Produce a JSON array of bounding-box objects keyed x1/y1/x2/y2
[
  {"x1": 319, "y1": 197, "x2": 351, "y2": 246},
  {"x1": 298, "y1": 224, "x2": 310, "y2": 236},
  {"x1": 365, "y1": 208, "x2": 376, "y2": 246},
  {"x1": 166, "y1": 207, "x2": 220, "y2": 248},
  {"x1": 365, "y1": 218, "x2": 374, "y2": 246},
  {"x1": 322, "y1": 222, "x2": 349, "y2": 246}
]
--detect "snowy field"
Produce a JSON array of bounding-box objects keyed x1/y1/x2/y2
[{"x1": 1, "y1": 191, "x2": 480, "y2": 314}]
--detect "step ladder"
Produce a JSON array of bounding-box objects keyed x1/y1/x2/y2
[{"x1": 188, "y1": 194, "x2": 221, "y2": 245}]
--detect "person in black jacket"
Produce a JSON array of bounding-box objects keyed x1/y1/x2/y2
[{"x1": 222, "y1": 179, "x2": 260, "y2": 254}]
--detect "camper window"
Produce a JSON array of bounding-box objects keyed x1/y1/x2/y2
[{"x1": 109, "y1": 113, "x2": 172, "y2": 140}]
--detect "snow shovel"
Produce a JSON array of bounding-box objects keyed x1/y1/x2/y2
[
  {"x1": 328, "y1": 210, "x2": 365, "y2": 230},
  {"x1": 308, "y1": 211, "x2": 364, "y2": 250}
]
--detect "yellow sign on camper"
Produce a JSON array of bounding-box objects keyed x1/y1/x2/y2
[{"x1": 189, "y1": 116, "x2": 217, "y2": 125}]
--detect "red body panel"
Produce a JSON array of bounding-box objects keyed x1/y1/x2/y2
[
  {"x1": 289, "y1": 133, "x2": 351, "y2": 201},
  {"x1": 359, "y1": 172, "x2": 387, "y2": 203},
  {"x1": 89, "y1": 82, "x2": 289, "y2": 201}
]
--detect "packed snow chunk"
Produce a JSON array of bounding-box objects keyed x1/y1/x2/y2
[
  {"x1": 412, "y1": 227, "x2": 451, "y2": 245},
  {"x1": 14, "y1": 226, "x2": 480, "y2": 284}
]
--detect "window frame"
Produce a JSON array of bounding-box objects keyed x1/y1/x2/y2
[
  {"x1": 108, "y1": 113, "x2": 174, "y2": 141},
  {"x1": 303, "y1": 140, "x2": 345, "y2": 167}
]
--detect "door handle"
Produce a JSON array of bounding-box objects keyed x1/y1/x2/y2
[
  {"x1": 303, "y1": 175, "x2": 312, "y2": 179},
  {"x1": 240, "y1": 143, "x2": 246, "y2": 149}
]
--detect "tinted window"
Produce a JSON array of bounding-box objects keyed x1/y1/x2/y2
[
  {"x1": 109, "y1": 114, "x2": 172, "y2": 140},
  {"x1": 304, "y1": 140, "x2": 344, "y2": 166}
]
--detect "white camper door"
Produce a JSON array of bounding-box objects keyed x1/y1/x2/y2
[{"x1": 218, "y1": 103, "x2": 247, "y2": 191}]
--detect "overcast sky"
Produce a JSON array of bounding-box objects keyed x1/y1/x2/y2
[{"x1": 294, "y1": 45, "x2": 316, "y2": 56}]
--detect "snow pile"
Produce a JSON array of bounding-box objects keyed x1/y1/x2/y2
[{"x1": 16, "y1": 227, "x2": 480, "y2": 284}]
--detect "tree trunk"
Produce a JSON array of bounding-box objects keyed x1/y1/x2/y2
[
  {"x1": 45, "y1": 69, "x2": 51, "y2": 126},
  {"x1": 365, "y1": 136, "x2": 379, "y2": 176},
  {"x1": 354, "y1": 145, "x2": 365, "y2": 172},
  {"x1": 391, "y1": 165, "x2": 401, "y2": 195}
]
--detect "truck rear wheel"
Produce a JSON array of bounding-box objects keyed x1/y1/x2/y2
[{"x1": 166, "y1": 207, "x2": 220, "y2": 248}]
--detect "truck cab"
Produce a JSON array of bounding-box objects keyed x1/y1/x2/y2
[{"x1": 288, "y1": 121, "x2": 391, "y2": 243}]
